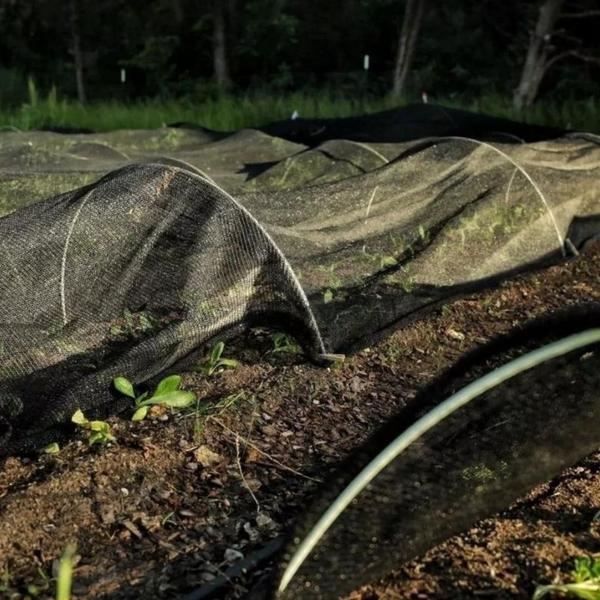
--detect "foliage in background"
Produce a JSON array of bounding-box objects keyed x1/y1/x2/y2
[
  {"x1": 0, "y1": 0, "x2": 597, "y2": 106},
  {"x1": 1, "y1": 86, "x2": 599, "y2": 133}
]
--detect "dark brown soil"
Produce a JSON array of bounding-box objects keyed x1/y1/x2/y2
[{"x1": 1, "y1": 243, "x2": 599, "y2": 600}]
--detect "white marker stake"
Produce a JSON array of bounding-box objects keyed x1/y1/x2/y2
[
  {"x1": 120, "y1": 68, "x2": 126, "y2": 83},
  {"x1": 363, "y1": 54, "x2": 370, "y2": 71}
]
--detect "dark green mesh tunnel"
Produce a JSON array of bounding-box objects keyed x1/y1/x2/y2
[
  {"x1": 275, "y1": 306, "x2": 600, "y2": 599},
  {"x1": 0, "y1": 162, "x2": 323, "y2": 454}
]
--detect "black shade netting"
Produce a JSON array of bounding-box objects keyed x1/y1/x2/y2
[
  {"x1": 0, "y1": 163, "x2": 323, "y2": 455},
  {"x1": 275, "y1": 305, "x2": 600, "y2": 599},
  {"x1": 0, "y1": 106, "x2": 599, "y2": 455}
]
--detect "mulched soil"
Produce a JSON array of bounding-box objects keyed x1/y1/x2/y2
[{"x1": 0, "y1": 242, "x2": 599, "y2": 600}]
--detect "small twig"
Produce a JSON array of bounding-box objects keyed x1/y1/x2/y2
[
  {"x1": 209, "y1": 416, "x2": 321, "y2": 483},
  {"x1": 235, "y1": 434, "x2": 261, "y2": 513}
]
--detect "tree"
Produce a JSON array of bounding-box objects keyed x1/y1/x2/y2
[
  {"x1": 513, "y1": 0, "x2": 600, "y2": 109},
  {"x1": 69, "y1": 0, "x2": 86, "y2": 103},
  {"x1": 212, "y1": 0, "x2": 231, "y2": 89},
  {"x1": 392, "y1": 0, "x2": 428, "y2": 98},
  {"x1": 513, "y1": 0, "x2": 564, "y2": 110}
]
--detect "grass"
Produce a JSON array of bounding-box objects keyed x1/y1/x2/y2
[{"x1": 0, "y1": 80, "x2": 598, "y2": 132}]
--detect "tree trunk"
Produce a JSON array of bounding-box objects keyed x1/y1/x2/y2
[
  {"x1": 70, "y1": 0, "x2": 86, "y2": 103},
  {"x1": 513, "y1": 0, "x2": 564, "y2": 110},
  {"x1": 213, "y1": 0, "x2": 231, "y2": 89},
  {"x1": 392, "y1": 0, "x2": 427, "y2": 98}
]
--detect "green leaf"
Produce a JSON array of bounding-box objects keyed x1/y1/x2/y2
[
  {"x1": 56, "y1": 544, "x2": 76, "y2": 600},
  {"x1": 132, "y1": 405, "x2": 149, "y2": 421},
  {"x1": 114, "y1": 376, "x2": 136, "y2": 398},
  {"x1": 210, "y1": 341, "x2": 224, "y2": 364},
  {"x1": 323, "y1": 289, "x2": 334, "y2": 304},
  {"x1": 89, "y1": 420, "x2": 109, "y2": 432},
  {"x1": 141, "y1": 390, "x2": 196, "y2": 409},
  {"x1": 43, "y1": 442, "x2": 60, "y2": 455},
  {"x1": 134, "y1": 391, "x2": 148, "y2": 406},
  {"x1": 71, "y1": 409, "x2": 87, "y2": 426},
  {"x1": 217, "y1": 358, "x2": 238, "y2": 369},
  {"x1": 380, "y1": 255, "x2": 398, "y2": 268},
  {"x1": 153, "y1": 375, "x2": 181, "y2": 397},
  {"x1": 88, "y1": 431, "x2": 104, "y2": 445}
]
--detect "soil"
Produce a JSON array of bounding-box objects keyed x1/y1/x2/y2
[{"x1": 0, "y1": 242, "x2": 599, "y2": 600}]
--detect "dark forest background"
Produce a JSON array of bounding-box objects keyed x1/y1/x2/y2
[{"x1": 0, "y1": 0, "x2": 598, "y2": 129}]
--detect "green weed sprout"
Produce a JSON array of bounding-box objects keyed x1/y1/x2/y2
[
  {"x1": 55, "y1": 543, "x2": 76, "y2": 600},
  {"x1": 71, "y1": 410, "x2": 115, "y2": 446},
  {"x1": 533, "y1": 556, "x2": 600, "y2": 599},
  {"x1": 43, "y1": 442, "x2": 60, "y2": 455},
  {"x1": 270, "y1": 332, "x2": 303, "y2": 355},
  {"x1": 198, "y1": 341, "x2": 238, "y2": 376},
  {"x1": 114, "y1": 374, "x2": 197, "y2": 421}
]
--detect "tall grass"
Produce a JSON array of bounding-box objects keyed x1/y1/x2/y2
[{"x1": 0, "y1": 79, "x2": 598, "y2": 133}]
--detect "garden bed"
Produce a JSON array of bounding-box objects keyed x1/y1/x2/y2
[{"x1": 0, "y1": 242, "x2": 599, "y2": 599}]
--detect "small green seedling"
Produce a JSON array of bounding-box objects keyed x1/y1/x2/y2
[
  {"x1": 270, "y1": 332, "x2": 302, "y2": 355},
  {"x1": 43, "y1": 442, "x2": 60, "y2": 455},
  {"x1": 198, "y1": 342, "x2": 238, "y2": 376},
  {"x1": 55, "y1": 543, "x2": 76, "y2": 600},
  {"x1": 114, "y1": 374, "x2": 197, "y2": 421},
  {"x1": 71, "y1": 410, "x2": 115, "y2": 446},
  {"x1": 533, "y1": 556, "x2": 600, "y2": 599}
]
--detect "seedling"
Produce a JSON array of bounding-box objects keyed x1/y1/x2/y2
[
  {"x1": 55, "y1": 543, "x2": 76, "y2": 600},
  {"x1": 71, "y1": 410, "x2": 115, "y2": 445},
  {"x1": 198, "y1": 342, "x2": 238, "y2": 376},
  {"x1": 533, "y1": 556, "x2": 600, "y2": 599},
  {"x1": 113, "y1": 374, "x2": 197, "y2": 421},
  {"x1": 270, "y1": 332, "x2": 302, "y2": 355},
  {"x1": 43, "y1": 442, "x2": 60, "y2": 455}
]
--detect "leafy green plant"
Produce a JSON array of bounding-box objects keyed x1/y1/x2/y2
[
  {"x1": 113, "y1": 374, "x2": 196, "y2": 421},
  {"x1": 197, "y1": 342, "x2": 238, "y2": 376},
  {"x1": 71, "y1": 410, "x2": 115, "y2": 445},
  {"x1": 533, "y1": 556, "x2": 600, "y2": 599},
  {"x1": 55, "y1": 544, "x2": 76, "y2": 600},
  {"x1": 270, "y1": 332, "x2": 302, "y2": 355},
  {"x1": 43, "y1": 442, "x2": 60, "y2": 455}
]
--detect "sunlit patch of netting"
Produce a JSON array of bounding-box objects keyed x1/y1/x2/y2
[
  {"x1": 241, "y1": 134, "x2": 600, "y2": 349},
  {"x1": 276, "y1": 306, "x2": 600, "y2": 599}
]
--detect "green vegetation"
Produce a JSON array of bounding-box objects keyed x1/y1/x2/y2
[
  {"x1": 109, "y1": 309, "x2": 157, "y2": 339},
  {"x1": 71, "y1": 410, "x2": 115, "y2": 446},
  {"x1": 534, "y1": 556, "x2": 600, "y2": 600},
  {"x1": 270, "y1": 332, "x2": 303, "y2": 355},
  {"x1": 1, "y1": 82, "x2": 598, "y2": 133},
  {"x1": 197, "y1": 342, "x2": 238, "y2": 376},
  {"x1": 55, "y1": 544, "x2": 76, "y2": 600},
  {"x1": 43, "y1": 442, "x2": 61, "y2": 455},
  {"x1": 113, "y1": 374, "x2": 197, "y2": 421}
]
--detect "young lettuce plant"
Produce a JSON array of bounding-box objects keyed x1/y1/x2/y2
[
  {"x1": 114, "y1": 374, "x2": 197, "y2": 421},
  {"x1": 534, "y1": 556, "x2": 600, "y2": 599},
  {"x1": 71, "y1": 410, "x2": 115, "y2": 445},
  {"x1": 198, "y1": 341, "x2": 238, "y2": 376}
]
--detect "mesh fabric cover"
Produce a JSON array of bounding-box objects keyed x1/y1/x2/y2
[{"x1": 276, "y1": 306, "x2": 600, "y2": 598}]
